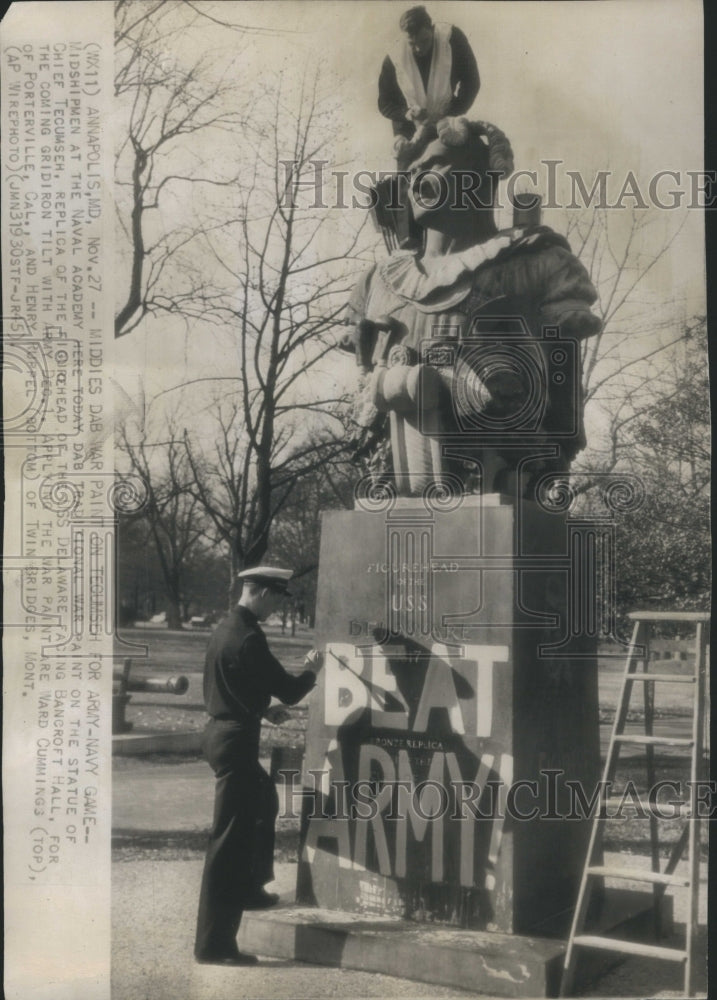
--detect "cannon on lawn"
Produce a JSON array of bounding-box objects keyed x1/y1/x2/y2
[{"x1": 113, "y1": 657, "x2": 189, "y2": 734}]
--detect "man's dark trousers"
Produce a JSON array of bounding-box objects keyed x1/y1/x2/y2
[{"x1": 194, "y1": 718, "x2": 278, "y2": 958}]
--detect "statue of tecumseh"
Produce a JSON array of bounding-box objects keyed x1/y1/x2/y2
[{"x1": 341, "y1": 119, "x2": 602, "y2": 498}]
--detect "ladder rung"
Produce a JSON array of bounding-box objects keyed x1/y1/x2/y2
[
  {"x1": 624, "y1": 673, "x2": 695, "y2": 684},
  {"x1": 587, "y1": 865, "x2": 689, "y2": 887},
  {"x1": 572, "y1": 935, "x2": 687, "y2": 962},
  {"x1": 602, "y1": 797, "x2": 692, "y2": 817},
  {"x1": 614, "y1": 735, "x2": 693, "y2": 746},
  {"x1": 627, "y1": 611, "x2": 709, "y2": 622}
]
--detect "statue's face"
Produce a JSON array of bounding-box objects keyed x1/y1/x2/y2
[{"x1": 407, "y1": 136, "x2": 496, "y2": 237}]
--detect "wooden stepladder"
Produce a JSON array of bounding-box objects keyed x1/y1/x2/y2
[{"x1": 559, "y1": 611, "x2": 709, "y2": 998}]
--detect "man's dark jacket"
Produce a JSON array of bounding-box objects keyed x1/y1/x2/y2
[{"x1": 203, "y1": 605, "x2": 316, "y2": 749}]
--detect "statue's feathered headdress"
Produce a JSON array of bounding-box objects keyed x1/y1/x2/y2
[
  {"x1": 465, "y1": 119, "x2": 514, "y2": 177},
  {"x1": 373, "y1": 119, "x2": 514, "y2": 252}
]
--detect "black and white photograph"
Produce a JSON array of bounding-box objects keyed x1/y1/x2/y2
[{"x1": 1, "y1": 2, "x2": 711, "y2": 998}]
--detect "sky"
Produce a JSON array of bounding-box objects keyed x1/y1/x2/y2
[
  {"x1": 115, "y1": 0, "x2": 706, "y2": 435},
  {"x1": 225, "y1": 1, "x2": 704, "y2": 195}
]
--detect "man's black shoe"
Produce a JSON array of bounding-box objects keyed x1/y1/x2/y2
[
  {"x1": 242, "y1": 889, "x2": 280, "y2": 910},
  {"x1": 195, "y1": 950, "x2": 258, "y2": 966}
]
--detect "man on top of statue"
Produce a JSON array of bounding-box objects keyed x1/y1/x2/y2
[{"x1": 379, "y1": 6, "x2": 480, "y2": 167}]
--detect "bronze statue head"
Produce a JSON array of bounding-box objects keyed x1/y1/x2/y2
[{"x1": 405, "y1": 120, "x2": 514, "y2": 246}]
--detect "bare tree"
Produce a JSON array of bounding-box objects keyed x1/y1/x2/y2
[
  {"x1": 553, "y1": 206, "x2": 706, "y2": 619},
  {"x1": 183, "y1": 397, "x2": 352, "y2": 606},
  {"x1": 609, "y1": 317, "x2": 710, "y2": 612},
  {"x1": 561, "y1": 206, "x2": 691, "y2": 485},
  {"x1": 118, "y1": 417, "x2": 207, "y2": 628},
  {"x1": 114, "y1": 6, "x2": 369, "y2": 606},
  {"x1": 114, "y1": 0, "x2": 250, "y2": 336},
  {"x1": 267, "y1": 462, "x2": 357, "y2": 629},
  {"x1": 179, "y1": 70, "x2": 368, "y2": 601}
]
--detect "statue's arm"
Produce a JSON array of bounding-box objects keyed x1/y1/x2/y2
[
  {"x1": 537, "y1": 246, "x2": 602, "y2": 340},
  {"x1": 339, "y1": 267, "x2": 378, "y2": 368},
  {"x1": 345, "y1": 267, "x2": 374, "y2": 330}
]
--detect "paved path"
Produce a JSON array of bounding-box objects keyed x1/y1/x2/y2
[
  {"x1": 112, "y1": 858, "x2": 480, "y2": 1000},
  {"x1": 112, "y1": 756, "x2": 708, "y2": 999},
  {"x1": 112, "y1": 853, "x2": 707, "y2": 1000}
]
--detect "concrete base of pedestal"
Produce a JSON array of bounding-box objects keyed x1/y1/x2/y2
[{"x1": 238, "y1": 890, "x2": 671, "y2": 998}]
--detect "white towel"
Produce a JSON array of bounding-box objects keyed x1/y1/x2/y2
[{"x1": 392, "y1": 22, "x2": 453, "y2": 122}]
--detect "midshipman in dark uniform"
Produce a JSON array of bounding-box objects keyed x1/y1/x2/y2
[{"x1": 194, "y1": 566, "x2": 321, "y2": 965}]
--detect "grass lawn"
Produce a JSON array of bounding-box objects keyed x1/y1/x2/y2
[{"x1": 117, "y1": 622, "x2": 314, "y2": 673}]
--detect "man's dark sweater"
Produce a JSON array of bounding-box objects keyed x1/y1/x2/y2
[{"x1": 378, "y1": 25, "x2": 480, "y2": 139}]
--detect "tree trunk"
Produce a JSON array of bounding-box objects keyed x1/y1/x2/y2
[
  {"x1": 166, "y1": 601, "x2": 183, "y2": 630},
  {"x1": 228, "y1": 546, "x2": 241, "y2": 609}
]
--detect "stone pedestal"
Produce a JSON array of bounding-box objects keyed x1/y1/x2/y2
[
  {"x1": 296, "y1": 495, "x2": 601, "y2": 935},
  {"x1": 237, "y1": 891, "x2": 672, "y2": 998}
]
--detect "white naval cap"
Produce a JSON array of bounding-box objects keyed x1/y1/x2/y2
[{"x1": 236, "y1": 565, "x2": 293, "y2": 595}]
